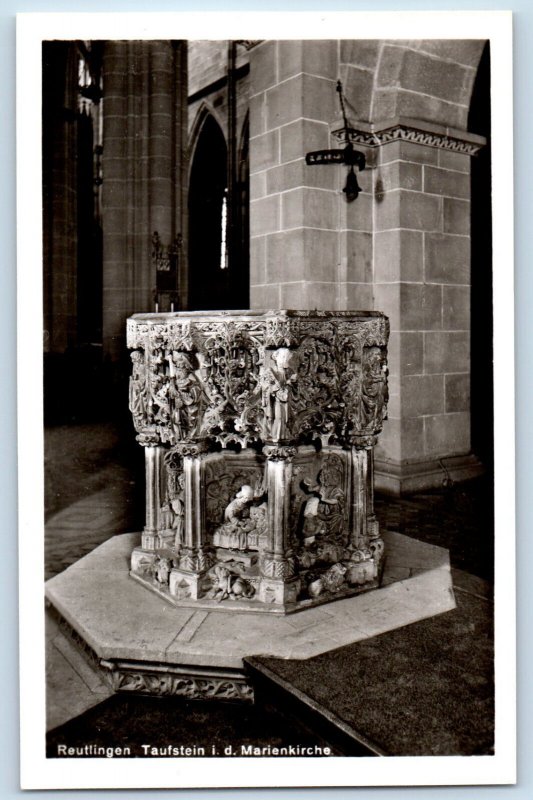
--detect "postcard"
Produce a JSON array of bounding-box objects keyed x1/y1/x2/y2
[{"x1": 17, "y1": 10, "x2": 515, "y2": 790}]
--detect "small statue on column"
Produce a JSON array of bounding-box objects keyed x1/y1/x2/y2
[{"x1": 261, "y1": 348, "x2": 297, "y2": 441}]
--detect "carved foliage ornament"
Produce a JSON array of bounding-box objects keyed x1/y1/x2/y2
[
  {"x1": 127, "y1": 313, "x2": 389, "y2": 448},
  {"x1": 109, "y1": 669, "x2": 253, "y2": 701}
]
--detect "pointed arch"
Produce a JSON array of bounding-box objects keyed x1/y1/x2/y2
[
  {"x1": 187, "y1": 111, "x2": 229, "y2": 310},
  {"x1": 188, "y1": 102, "x2": 226, "y2": 172}
]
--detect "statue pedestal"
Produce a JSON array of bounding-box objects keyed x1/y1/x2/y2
[{"x1": 127, "y1": 310, "x2": 389, "y2": 614}]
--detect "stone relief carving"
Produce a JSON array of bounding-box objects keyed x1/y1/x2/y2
[
  {"x1": 109, "y1": 670, "x2": 254, "y2": 701},
  {"x1": 197, "y1": 323, "x2": 266, "y2": 446},
  {"x1": 260, "y1": 554, "x2": 297, "y2": 580},
  {"x1": 204, "y1": 460, "x2": 265, "y2": 537},
  {"x1": 128, "y1": 311, "x2": 388, "y2": 612},
  {"x1": 332, "y1": 122, "x2": 484, "y2": 156},
  {"x1": 293, "y1": 334, "x2": 340, "y2": 442},
  {"x1": 206, "y1": 564, "x2": 256, "y2": 602},
  {"x1": 260, "y1": 348, "x2": 298, "y2": 441},
  {"x1": 361, "y1": 346, "x2": 388, "y2": 430},
  {"x1": 299, "y1": 457, "x2": 346, "y2": 544},
  {"x1": 166, "y1": 351, "x2": 205, "y2": 440},
  {"x1": 129, "y1": 351, "x2": 147, "y2": 431},
  {"x1": 212, "y1": 485, "x2": 268, "y2": 552}
]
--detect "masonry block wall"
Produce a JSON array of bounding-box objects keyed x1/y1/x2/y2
[
  {"x1": 188, "y1": 40, "x2": 249, "y2": 144},
  {"x1": 101, "y1": 41, "x2": 188, "y2": 360},
  {"x1": 373, "y1": 139, "x2": 477, "y2": 489},
  {"x1": 248, "y1": 40, "x2": 374, "y2": 310},
  {"x1": 248, "y1": 39, "x2": 487, "y2": 492}
]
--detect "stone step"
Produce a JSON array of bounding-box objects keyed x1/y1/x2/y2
[
  {"x1": 245, "y1": 582, "x2": 494, "y2": 757},
  {"x1": 245, "y1": 657, "x2": 384, "y2": 756}
]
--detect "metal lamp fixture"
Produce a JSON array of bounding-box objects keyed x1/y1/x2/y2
[{"x1": 305, "y1": 80, "x2": 366, "y2": 202}]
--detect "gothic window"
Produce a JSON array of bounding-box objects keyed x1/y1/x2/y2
[{"x1": 188, "y1": 112, "x2": 250, "y2": 310}]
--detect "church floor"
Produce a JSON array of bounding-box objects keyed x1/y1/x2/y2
[{"x1": 44, "y1": 419, "x2": 494, "y2": 757}]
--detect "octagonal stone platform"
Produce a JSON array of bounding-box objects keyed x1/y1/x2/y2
[{"x1": 45, "y1": 530, "x2": 455, "y2": 702}]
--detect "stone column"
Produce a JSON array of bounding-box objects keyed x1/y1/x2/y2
[
  {"x1": 141, "y1": 443, "x2": 165, "y2": 550},
  {"x1": 349, "y1": 444, "x2": 368, "y2": 549},
  {"x1": 365, "y1": 447, "x2": 380, "y2": 540},
  {"x1": 259, "y1": 446, "x2": 300, "y2": 606},
  {"x1": 169, "y1": 443, "x2": 212, "y2": 600},
  {"x1": 371, "y1": 129, "x2": 485, "y2": 493},
  {"x1": 101, "y1": 41, "x2": 188, "y2": 361},
  {"x1": 345, "y1": 437, "x2": 382, "y2": 585},
  {"x1": 248, "y1": 40, "x2": 342, "y2": 310}
]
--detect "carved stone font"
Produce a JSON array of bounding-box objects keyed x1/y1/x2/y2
[{"x1": 127, "y1": 310, "x2": 388, "y2": 613}]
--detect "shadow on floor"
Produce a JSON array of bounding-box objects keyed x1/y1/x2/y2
[{"x1": 46, "y1": 693, "x2": 342, "y2": 758}]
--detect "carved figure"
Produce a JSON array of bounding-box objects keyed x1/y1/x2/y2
[
  {"x1": 208, "y1": 564, "x2": 255, "y2": 602},
  {"x1": 261, "y1": 348, "x2": 297, "y2": 441},
  {"x1": 129, "y1": 351, "x2": 147, "y2": 429},
  {"x1": 315, "y1": 463, "x2": 345, "y2": 538},
  {"x1": 201, "y1": 392, "x2": 227, "y2": 435},
  {"x1": 159, "y1": 501, "x2": 174, "y2": 530},
  {"x1": 171, "y1": 474, "x2": 185, "y2": 549},
  {"x1": 167, "y1": 352, "x2": 204, "y2": 439},
  {"x1": 213, "y1": 485, "x2": 268, "y2": 551},
  {"x1": 230, "y1": 576, "x2": 255, "y2": 599},
  {"x1": 300, "y1": 491, "x2": 326, "y2": 543},
  {"x1": 300, "y1": 462, "x2": 345, "y2": 542},
  {"x1": 209, "y1": 564, "x2": 233, "y2": 601},
  {"x1": 224, "y1": 485, "x2": 255, "y2": 524},
  {"x1": 361, "y1": 347, "x2": 388, "y2": 428},
  {"x1": 322, "y1": 562, "x2": 347, "y2": 592},
  {"x1": 154, "y1": 557, "x2": 171, "y2": 585},
  {"x1": 308, "y1": 562, "x2": 347, "y2": 597}
]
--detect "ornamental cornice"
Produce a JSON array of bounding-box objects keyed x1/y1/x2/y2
[{"x1": 332, "y1": 116, "x2": 486, "y2": 156}]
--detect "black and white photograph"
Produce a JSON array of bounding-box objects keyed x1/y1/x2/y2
[{"x1": 17, "y1": 10, "x2": 515, "y2": 790}]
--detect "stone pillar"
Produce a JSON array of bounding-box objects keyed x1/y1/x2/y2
[
  {"x1": 101, "y1": 41, "x2": 187, "y2": 361},
  {"x1": 141, "y1": 442, "x2": 165, "y2": 549},
  {"x1": 349, "y1": 445, "x2": 368, "y2": 549},
  {"x1": 368, "y1": 128, "x2": 485, "y2": 493},
  {"x1": 169, "y1": 443, "x2": 212, "y2": 601},
  {"x1": 248, "y1": 40, "x2": 342, "y2": 309},
  {"x1": 246, "y1": 39, "x2": 488, "y2": 493},
  {"x1": 365, "y1": 447, "x2": 380, "y2": 539},
  {"x1": 344, "y1": 437, "x2": 382, "y2": 585},
  {"x1": 259, "y1": 446, "x2": 300, "y2": 606}
]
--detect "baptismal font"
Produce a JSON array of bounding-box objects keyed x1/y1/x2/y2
[{"x1": 127, "y1": 310, "x2": 389, "y2": 614}]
